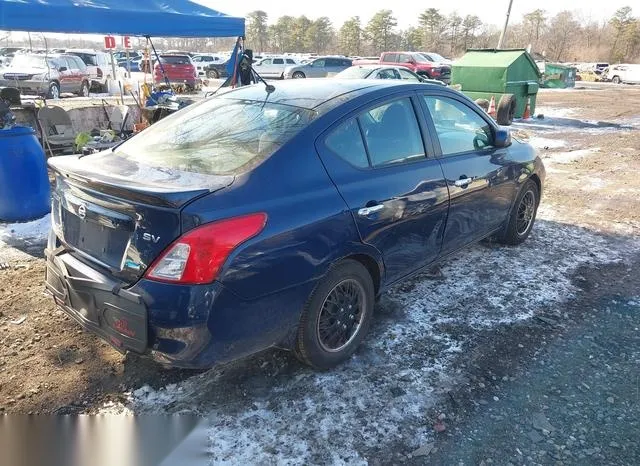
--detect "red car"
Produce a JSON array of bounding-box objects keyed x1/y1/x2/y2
[
  {"x1": 154, "y1": 54, "x2": 198, "y2": 89},
  {"x1": 379, "y1": 52, "x2": 451, "y2": 83}
]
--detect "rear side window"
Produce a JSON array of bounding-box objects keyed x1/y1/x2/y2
[
  {"x1": 113, "y1": 98, "x2": 315, "y2": 175},
  {"x1": 383, "y1": 53, "x2": 398, "y2": 62},
  {"x1": 325, "y1": 119, "x2": 369, "y2": 168},
  {"x1": 273, "y1": 58, "x2": 284, "y2": 65},
  {"x1": 70, "y1": 53, "x2": 97, "y2": 66},
  {"x1": 422, "y1": 95, "x2": 494, "y2": 156}
]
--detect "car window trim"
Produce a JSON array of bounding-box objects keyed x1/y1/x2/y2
[{"x1": 417, "y1": 90, "x2": 498, "y2": 159}]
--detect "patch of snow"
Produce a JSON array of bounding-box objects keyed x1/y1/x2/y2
[
  {"x1": 0, "y1": 214, "x2": 51, "y2": 241},
  {"x1": 524, "y1": 136, "x2": 567, "y2": 150},
  {"x1": 97, "y1": 212, "x2": 639, "y2": 463},
  {"x1": 535, "y1": 106, "x2": 576, "y2": 118},
  {"x1": 547, "y1": 148, "x2": 599, "y2": 164}
]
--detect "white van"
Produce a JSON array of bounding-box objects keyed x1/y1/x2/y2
[{"x1": 607, "y1": 64, "x2": 640, "y2": 84}]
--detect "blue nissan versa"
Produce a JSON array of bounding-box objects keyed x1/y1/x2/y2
[{"x1": 45, "y1": 80, "x2": 545, "y2": 370}]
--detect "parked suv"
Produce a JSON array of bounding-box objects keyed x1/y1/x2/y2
[
  {"x1": 0, "y1": 53, "x2": 90, "y2": 98},
  {"x1": 66, "y1": 49, "x2": 114, "y2": 92},
  {"x1": 254, "y1": 56, "x2": 299, "y2": 79},
  {"x1": 154, "y1": 54, "x2": 198, "y2": 89},
  {"x1": 192, "y1": 54, "x2": 223, "y2": 77},
  {"x1": 605, "y1": 64, "x2": 640, "y2": 84},
  {"x1": 284, "y1": 56, "x2": 352, "y2": 79},
  {"x1": 380, "y1": 52, "x2": 451, "y2": 83}
]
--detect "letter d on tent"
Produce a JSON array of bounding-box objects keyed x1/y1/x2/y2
[{"x1": 104, "y1": 36, "x2": 116, "y2": 50}]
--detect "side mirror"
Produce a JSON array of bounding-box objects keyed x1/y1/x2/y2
[
  {"x1": 58, "y1": 66, "x2": 67, "y2": 72},
  {"x1": 494, "y1": 127, "x2": 512, "y2": 148}
]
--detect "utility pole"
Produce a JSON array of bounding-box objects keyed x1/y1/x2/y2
[{"x1": 497, "y1": 0, "x2": 514, "y2": 49}]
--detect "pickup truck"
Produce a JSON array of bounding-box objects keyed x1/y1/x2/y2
[{"x1": 353, "y1": 51, "x2": 451, "y2": 83}]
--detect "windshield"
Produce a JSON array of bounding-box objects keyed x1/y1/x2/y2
[
  {"x1": 413, "y1": 54, "x2": 433, "y2": 64},
  {"x1": 9, "y1": 55, "x2": 56, "y2": 69},
  {"x1": 335, "y1": 67, "x2": 372, "y2": 79},
  {"x1": 113, "y1": 97, "x2": 315, "y2": 175}
]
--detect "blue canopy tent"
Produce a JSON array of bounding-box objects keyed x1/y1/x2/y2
[{"x1": 0, "y1": 0, "x2": 245, "y2": 37}]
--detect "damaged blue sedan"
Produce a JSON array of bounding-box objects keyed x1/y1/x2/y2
[{"x1": 45, "y1": 80, "x2": 544, "y2": 369}]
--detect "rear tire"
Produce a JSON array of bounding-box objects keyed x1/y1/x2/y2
[
  {"x1": 295, "y1": 260, "x2": 374, "y2": 370},
  {"x1": 497, "y1": 179, "x2": 540, "y2": 245},
  {"x1": 496, "y1": 94, "x2": 516, "y2": 125},
  {"x1": 79, "y1": 81, "x2": 90, "y2": 97},
  {"x1": 611, "y1": 75, "x2": 621, "y2": 84},
  {"x1": 292, "y1": 71, "x2": 306, "y2": 79},
  {"x1": 206, "y1": 69, "x2": 219, "y2": 79}
]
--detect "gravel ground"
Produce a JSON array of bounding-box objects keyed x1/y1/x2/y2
[{"x1": 1, "y1": 83, "x2": 640, "y2": 464}]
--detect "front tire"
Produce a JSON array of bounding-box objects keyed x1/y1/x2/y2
[
  {"x1": 295, "y1": 260, "x2": 374, "y2": 370},
  {"x1": 611, "y1": 75, "x2": 621, "y2": 84},
  {"x1": 47, "y1": 82, "x2": 60, "y2": 99},
  {"x1": 292, "y1": 71, "x2": 306, "y2": 79},
  {"x1": 497, "y1": 179, "x2": 540, "y2": 245},
  {"x1": 206, "y1": 69, "x2": 219, "y2": 79}
]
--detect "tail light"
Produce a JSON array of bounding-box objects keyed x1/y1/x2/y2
[
  {"x1": 145, "y1": 213, "x2": 267, "y2": 285},
  {"x1": 96, "y1": 67, "x2": 103, "y2": 78}
]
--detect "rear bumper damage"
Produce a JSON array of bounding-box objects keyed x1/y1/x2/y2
[{"x1": 44, "y1": 236, "x2": 308, "y2": 369}]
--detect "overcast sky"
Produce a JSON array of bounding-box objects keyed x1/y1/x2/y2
[{"x1": 205, "y1": 0, "x2": 630, "y2": 28}]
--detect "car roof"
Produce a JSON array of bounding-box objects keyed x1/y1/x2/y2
[{"x1": 217, "y1": 79, "x2": 439, "y2": 112}]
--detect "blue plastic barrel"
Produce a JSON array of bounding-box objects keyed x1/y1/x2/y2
[{"x1": 0, "y1": 126, "x2": 51, "y2": 222}]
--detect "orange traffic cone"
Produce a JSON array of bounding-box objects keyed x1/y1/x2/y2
[
  {"x1": 523, "y1": 100, "x2": 531, "y2": 119},
  {"x1": 488, "y1": 95, "x2": 496, "y2": 118}
]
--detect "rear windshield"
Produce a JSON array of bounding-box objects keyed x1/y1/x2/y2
[
  {"x1": 159, "y1": 55, "x2": 191, "y2": 65},
  {"x1": 113, "y1": 97, "x2": 315, "y2": 175},
  {"x1": 68, "y1": 52, "x2": 96, "y2": 66},
  {"x1": 336, "y1": 67, "x2": 372, "y2": 78}
]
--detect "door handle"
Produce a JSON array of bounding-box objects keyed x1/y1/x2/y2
[
  {"x1": 454, "y1": 178, "x2": 473, "y2": 187},
  {"x1": 358, "y1": 204, "x2": 385, "y2": 216}
]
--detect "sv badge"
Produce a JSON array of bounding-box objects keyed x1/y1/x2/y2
[{"x1": 142, "y1": 233, "x2": 161, "y2": 243}]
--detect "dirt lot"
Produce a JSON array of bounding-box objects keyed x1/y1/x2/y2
[{"x1": 1, "y1": 83, "x2": 639, "y2": 463}]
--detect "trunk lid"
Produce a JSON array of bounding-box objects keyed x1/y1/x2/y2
[{"x1": 48, "y1": 152, "x2": 234, "y2": 283}]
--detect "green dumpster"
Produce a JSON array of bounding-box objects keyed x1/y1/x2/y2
[
  {"x1": 541, "y1": 63, "x2": 577, "y2": 89},
  {"x1": 451, "y1": 48, "x2": 542, "y2": 125}
]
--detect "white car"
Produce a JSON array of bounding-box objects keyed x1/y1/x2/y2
[
  {"x1": 253, "y1": 56, "x2": 299, "y2": 79},
  {"x1": 192, "y1": 54, "x2": 223, "y2": 77},
  {"x1": 606, "y1": 64, "x2": 640, "y2": 84}
]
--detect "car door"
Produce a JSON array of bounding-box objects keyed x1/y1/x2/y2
[
  {"x1": 272, "y1": 58, "x2": 285, "y2": 77},
  {"x1": 418, "y1": 92, "x2": 517, "y2": 254},
  {"x1": 324, "y1": 58, "x2": 344, "y2": 77},
  {"x1": 257, "y1": 58, "x2": 273, "y2": 77},
  {"x1": 57, "y1": 57, "x2": 76, "y2": 93},
  {"x1": 316, "y1": 95, "x2": 449, "y2": 283},
  {"x1": 307, "y1": 58, "x2": 325, "y2": 77}
]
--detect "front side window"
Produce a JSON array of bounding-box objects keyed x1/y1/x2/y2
[
  {"x1": 260, "y1": 59, "x2": 272, "y2": 65},
  {"x1": 422, "y1": 95, "x2": 494, "y2": 156},
  {"x1": 398, "y1": 54, "x2": 412, "y2": 63},
  {"x1": 359, "y1": 98, "x2": 425, "y2": 167},
  {"x1": 286, "y1": 59, "x2": 296, "y2": 64},
  {"x1": 113, "y1": 98, "x2": 315, "y2": 175},
  {"x1": 376, "y1": 69, "x2": 397, "y2": 80}
]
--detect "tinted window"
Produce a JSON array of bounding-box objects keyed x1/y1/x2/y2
[
  {"x1": 113, "y1": 99, "x2": 314, "y2": 175},
  {"x1": 383, "y1": 53, "x2": 398, "y2": 62},
  {"x1": 341, "y1": 59, "x2": 353, "y2": 66},
  {"x1": 359, "y1": 98, "x2": 425, "y2": 167},
  {"x1": 312, "y1": 59, "x2": 325, "y2": 67},
  {"x1": 325, "y1": 58, "x2": 340, "y2": 66},
  {"x1": 397, "y1": 68, "x2": 420, "y2": 81},
  {"x1": 260, "y1": 59, "x2": 272, "y2": 65},
  {"x1": 69, "y1": 52, "x2": 97, "y2": 66},
  {"x1": 422, "y1": 95, "x2": 494, "y2": 156},
  {"x1": 273, "y1": 58, "x2": 284, "y2": 65},
  {"x1": 286, "y1": 59, "x2": 296, "y2": 64},
  {"x1": 325, "y1": 118, "x2": 368, "y2": 168},
  {"x1": 72, "y1": 57, "x2": 87, "y2": 71}
]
